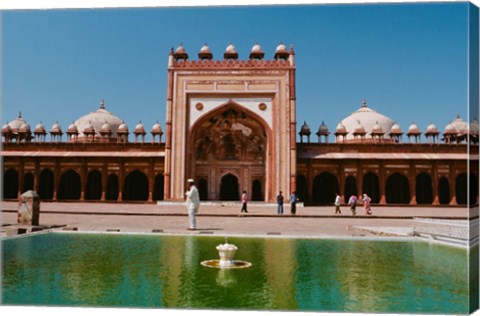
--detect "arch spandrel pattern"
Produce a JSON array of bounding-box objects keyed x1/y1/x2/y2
[
  {"x1": 189, "y1": 104, "x2": 269, "y2": 201},
  {"x1": 192, "y1": 107, "x2": 267, "y2": 162}
]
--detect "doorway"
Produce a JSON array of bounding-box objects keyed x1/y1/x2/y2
[{"x1": 220, "y1": 174, "x2": 239, "y2": 201}]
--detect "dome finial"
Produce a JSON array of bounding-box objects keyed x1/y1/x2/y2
[
  {"x1": 18, "y1": 111, "x2": 22, "y2": 118},
  {"x1": 362, "y1": 99, "x2": 367, "y2": 108},
  {"x1": 100, "y1": 99, "x2": 105, "y2": 109}
]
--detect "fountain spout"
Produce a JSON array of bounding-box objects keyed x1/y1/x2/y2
[{"x1": 216, "y1": 240, "x2": 238, "y2": 267}]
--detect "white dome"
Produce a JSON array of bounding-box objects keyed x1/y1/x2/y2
[
  {"x1": 134, "y1": 121, "x2": 146, "y2": 134},
  {"x1": 2, "y1": 123, "x2": 12, "y2": 133},
  {"x1": 19, "y1": 123, "x2": 31, "y2": 133},
  {"x1": 251, "y1": 43, "x2": 263, "y2": 53},
  {"x1": 74, "y1": 100, "x2": 123, "y2": 138},
  {"x1": 426, "y1": 123, "x2": 439, "y2": 134},
  {"x1": 8, "y1": 112, "x2": 27, "y2": 132},
  {"x1": 353, "y1": 121, "x2": 366, "y2": 134},
  {"x1": 225, "y1": 44, "x2": 237, "y2": 53},
  {"x1": 335, "y1": 122, "x2": 347, "y2": 134},
  {"x1": 299, "y1": 121, "x2": 311, "y2": 135},
  {"x1": 117, "y1": 122, "x2": 129, "y2": 133},
  {"x1": 34, "y1": 122, "x2": 46, "y2": 133},
  {"x1": 200, "y1": 44, "x2": 211, "y2": 53},
  {"x1": 276, "y1": 43, "x2": 287, "y2": 53},
  {"x1": 176, "y1": 44, "x2": 186, "y2": 54},
  {"x1": 100, "y1": 122, "x2": 112, "y2": 133},
  {"x1": 50, "y1": 122, "x2": 62, "y2": 134},
  {"x1": 443, "y1": 122, "x2": 456, "y2": 135},
  {"x1": 340, "y1": 100, "x2": 394, "y2": 139},
  {"x1": 67, "y1": 122, "x2": 78, "y2": 133},
  {"x1": 317, "y1": 121, "x2": 329, "y2": 135},
  {"x1": 407, "y1": 123, "x2": 421, "y2": 135},
  {"x1": 390, "y1": 123, "x2": 402, "y2": 134},
  {"x1": 451, "y1": 114, "x2": 468, "y2": 134},
  {"x1": 371, "y1": 121, "x2": 384, "y2": 134},
  {"x1": 151, "y1": 122, "x2": 162, "y2": 134}
]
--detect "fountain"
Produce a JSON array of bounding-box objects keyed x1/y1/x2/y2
[{"x1": 201, "y1": 237, "x2": 252, "y2": 269}]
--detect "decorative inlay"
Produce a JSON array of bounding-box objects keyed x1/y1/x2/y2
[
  {"x1": 258, "y1": 103, "x2": 267, "y2": 111},
  {"x1": 195, "y1": 103, "x2": 204, "y2": 111}
]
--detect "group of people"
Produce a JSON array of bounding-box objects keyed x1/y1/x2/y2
[
  {"x1": 242, "y1": 190, "x2": 300, "y2": 215},
  {"x1": 185, "y1": 178, "x2": 373, "y2": 230},
  {"x1": 335, "y1": 193, "x2": 373, "y2": 215}
]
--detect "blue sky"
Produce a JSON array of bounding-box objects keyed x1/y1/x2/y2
[{"x1": 1, "y1": 2, "x2": 475, "y2": 140}]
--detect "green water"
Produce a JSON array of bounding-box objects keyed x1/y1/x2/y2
[{"x1": 1, "y1": 233, "x2": 471, "y2": 313}]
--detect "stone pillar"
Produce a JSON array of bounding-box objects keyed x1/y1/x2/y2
[
  {"x1": 432, "y1": 163, "x2": 440, "y2": 205},
  {"x1": 338, "y1": 162, "x2": 345, "y2": 203},
  {"x1": 449, "y1": 163, "x2": 457, "y2": 205},
  {"x1": 148, "y1": 159, "x2": 154, "y2": 202},
  {"x1": 101, "y1": 160, "x2": 107, "y2": 202},
  {"x1": 409, "y1": 163, "x2": 417, "y2": 205},
  {"x1": 118, "y1": 160, "x2": 124, "y2": 202},
  {"x1": 357, "y1": 163, "x2": 363, "y2": 202},
  {"x1": 379, "y1": 162, "x2": 387, "y2": 205},
  {"x1": 18, "y1": 190, "x2": 40, "y2": 226},
  {"x1": 53, "y1": 160, "x2": 59, "y2": 201}
]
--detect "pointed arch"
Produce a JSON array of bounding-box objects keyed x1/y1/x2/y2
[
  {"x1": 3, "y1": 169, "x2": 18, "y2": 199},
  {"x1": 220, "y1": 173, "x2": 239, "y2": 201},
  {"x1": 312, "y1": 172, "x2": 339, "y2": 205},
  {"x1": 386, "y1": 172, "x2": 410, "y2": 204},
  {"x1": 296, "y1": 175, "x2": 308, "y2": 202},
  {"x1": 123, "y1": 170, "x2": 148, "y2": 201},
  {"x1": 153, "y1": 174, "x2": 165, "y2": 201},
  {"x1": 58, "y1": 169, "x2": 81, "y2": 200}
]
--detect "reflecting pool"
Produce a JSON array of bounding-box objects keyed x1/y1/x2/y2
[{"x1": 1, "y1": 233, "x2": 472, "y2": 313}]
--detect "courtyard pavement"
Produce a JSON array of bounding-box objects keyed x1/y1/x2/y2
[{"x1": 1, "y1": 201, "x2": 477, "y2": 238}]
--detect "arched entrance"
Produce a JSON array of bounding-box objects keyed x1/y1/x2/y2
[
  {"x1": 438, "y1": 177, "x2": 450, "y2": 205},
  {"x1": 252, "y1": 179, "x2": 263, "y2": 201},
  {"x1": 23, "y1": 172, "x2": 34, "y2": 193},
  {"x1": 153, "y1": 174, "x2": 165, "y2": 201},
  {"x1": 344, "y1": 176, "x2": 357, "y2": 200},
  {"x1": 190, "y1": 105, "x2": 268, "y2": 201},
  {"x1": 296, "y1": 175, "x2": 307, "y2": 202},
  {"x1": 3, "y1": 169, "x2": 18, "y2": 199},
  {"x1": 312, "y1": 172, "x2": 339, "y2": 205},
  {"x1": 416, "y1": 173, "x2": 433, "y2": 204},
  {"x1": 363, "y1": 172, "x2": 379, "y2": 203},
  {"x1": 123, "y1": 170, "x2": 148, "y2": 201},
  {"x1": 386, "y1": 172, "x2": 410, "y2": 204},
  {"x1": 198, "y1": 178, "x2": 208, "y2": 201},
  {"x1": 86, "y1": 170, "x2": 102, "y2": 200},
  {"x1": 58, "y1": 170, "x2": 81, "y2": 200},
  {"x1": 455, "y1": 173, "x2": 478, "y2": 205},
  {"x1": 38, "y1": 169, "x2": 54, "y2": 200},
  {"x1": 220, "y1": 174, "x2": 240, "y2": 201},
  {"x1": 106, "y1": 174, "x2": 119, "y2": 201},
  {"x1": 470, "y1": 174, "x2": 479, "y2": 205}
]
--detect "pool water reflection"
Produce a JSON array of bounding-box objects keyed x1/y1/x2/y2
[{"x1": 1, "y1": 233, "x2": 471, "y2": 313}]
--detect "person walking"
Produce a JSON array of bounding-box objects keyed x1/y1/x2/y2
[
  {"x1": 348, "y1": 194, "x2": 358, "y2": 215},
  {"x1": 276, "y1": 191, "x2": 284, "y2": 215},
  {"x1": 363, "y1": 193, "x2": 372, "y2": 215},
  {"x1": 185, "y1": 179, "x2": 200, "y2": 230},
  {"x1": 334, "y1": 193, "x2": 342, "y2": 214},
  {"x1": 290, "y1": 191, "x2": 299, "y2": 215},
  {"x1": 240, "y1": 190, "x2": 248, "y2": 213}
]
